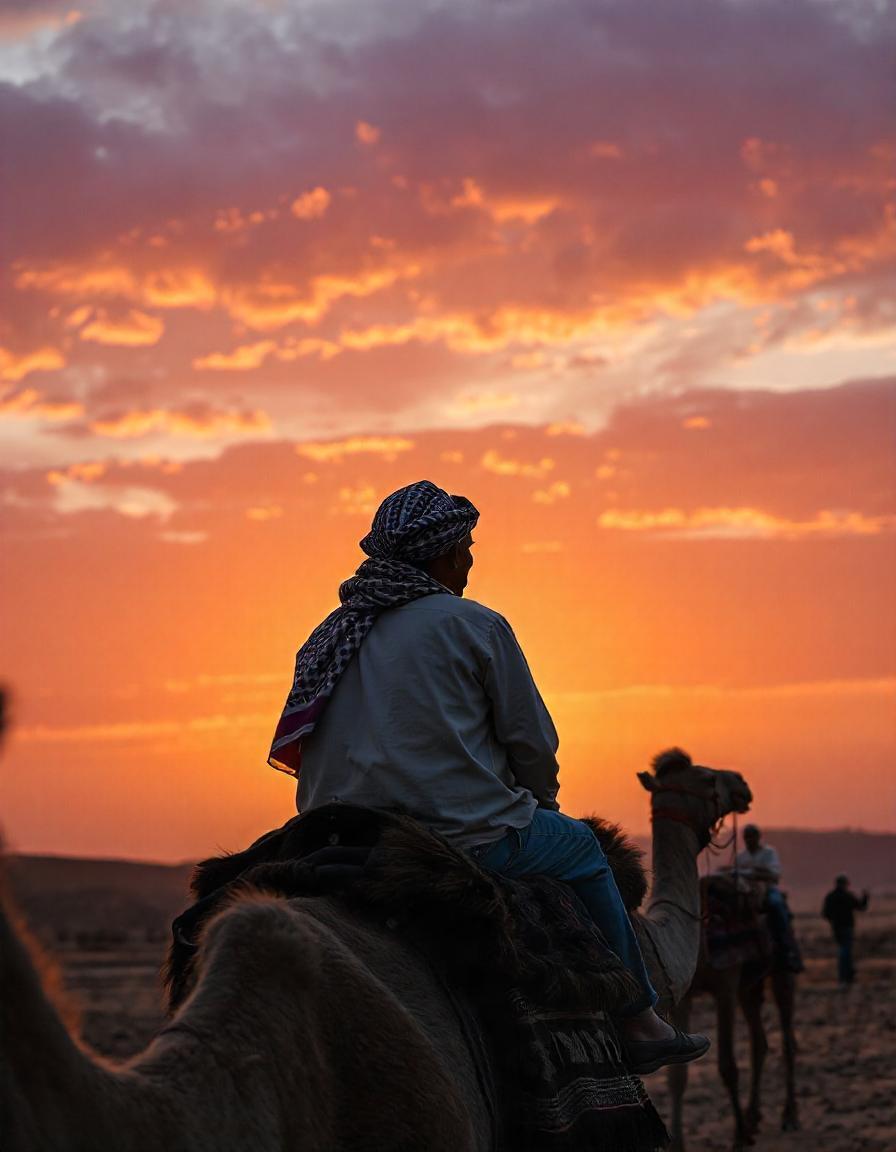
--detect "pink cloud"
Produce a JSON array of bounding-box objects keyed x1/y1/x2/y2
[{"x1": 89, "y1": 405, "x2": 271, "y2": 440}]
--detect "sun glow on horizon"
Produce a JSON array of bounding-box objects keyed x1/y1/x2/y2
[{"x1": 1, "y1": 0, "x2": 894, "y2": 857}]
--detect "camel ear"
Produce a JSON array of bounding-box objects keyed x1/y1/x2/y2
[{"x1": 637, "y1": 771, "x2": 658, "y2": 793}]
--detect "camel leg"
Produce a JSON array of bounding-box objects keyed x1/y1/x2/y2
[
  {"x1": 666, "y1": 995, "x2": 692, "y2": 1152},
  {"x1": 738, "y1": 977, "x2": 767, "y2": 1140},
  {"x1": 771, "y1": 968, "x2": 800, "y2": 1131},
  {"x1": 715, "y1": 975, "x2": 750, "y2": 1150}
]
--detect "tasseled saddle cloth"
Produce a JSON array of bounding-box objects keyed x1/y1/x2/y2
[{"x1": 167, "y1": 805, "x2": 669, "y2": 1152}]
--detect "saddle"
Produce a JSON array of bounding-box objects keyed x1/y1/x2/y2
[
  {"x1": 701, "y1": 874, "x2": 772, "y2": 971},
  {"x1": 168, "y1": 805, "x2": 670, "y2": 1152}
]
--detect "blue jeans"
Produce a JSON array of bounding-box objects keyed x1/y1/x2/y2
[
  {"x1": 765, "y1": 886, "x2": 789, "y2": 942},
  {"x1": 470, "y1": 808, "x2": 658, "y2": 1015}
]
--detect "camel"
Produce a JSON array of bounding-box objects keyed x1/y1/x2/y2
[
  {"x1": 666, "y1": 906, "x2": 799, "y2": 1151},
  {"x1": 0, "y1": 748, "x2": 752, "y2": 1152}
]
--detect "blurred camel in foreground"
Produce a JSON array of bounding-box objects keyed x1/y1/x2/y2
[{"x1": 0, "y1": 734, "x2": 751, "y2": 1152}]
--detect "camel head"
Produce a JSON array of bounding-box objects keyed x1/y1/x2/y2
[{"x1": 637, "y1": 747, "x2": 752, "y2": 848}]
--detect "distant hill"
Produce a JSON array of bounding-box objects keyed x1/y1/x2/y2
[
  {"x1": 6, "y1": 855, "x2": 194, "y2": 947},
  {"x1": 635, "y1": 827, "x2": 896, "y2": 907},
  {"x1": 726, "y1": 828, "x2": 896, "y2": 890},
  {"x1": 6, "y1": 827, "x2": 895, "y2": 944}
]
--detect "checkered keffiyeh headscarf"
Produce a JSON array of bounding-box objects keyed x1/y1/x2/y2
[{"x1": 268, "y1": 480, "x2": 479, "y2": 776}]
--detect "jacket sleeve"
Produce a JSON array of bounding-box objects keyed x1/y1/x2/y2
[{"x1": 483, "y1": 615, "x2": 561, "y2": 810}]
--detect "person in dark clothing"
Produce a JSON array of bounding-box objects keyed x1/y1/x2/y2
[{"x1": 822, "y1": 875, "x2": 869, "y2": 985}]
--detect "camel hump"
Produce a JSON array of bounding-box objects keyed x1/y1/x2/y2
[
  {"x1": 164, "y1": 806, "x2": 671, "y2": 1151},
  {"x1": 578, "y1": 815, "x2": 648, "y2": 911},
  {"x1": 167, "y1": 805, "x2": 642, "y2": 1018}
]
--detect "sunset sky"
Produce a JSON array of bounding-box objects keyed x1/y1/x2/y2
[{"x1": 1, "y1": 0, "x2": 894, "y2": 861}]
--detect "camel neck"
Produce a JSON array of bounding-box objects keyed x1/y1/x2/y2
[
  {"x1": 638, "y1": 811, "x2": 702, "y2": 1007},
  {"x1": 650, "y1": 811, "x2": 701, "y2": 912}
]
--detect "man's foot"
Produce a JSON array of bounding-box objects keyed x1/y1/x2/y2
[{"x1": 624, "y1": 1027, "x2": 711, "y2": 1076}]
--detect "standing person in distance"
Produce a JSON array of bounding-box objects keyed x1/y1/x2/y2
[{"x1": 822, "y1": 874, "x2": 870, "y2": 986}]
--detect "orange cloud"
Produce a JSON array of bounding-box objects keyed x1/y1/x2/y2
[
  {"x1": 450, "y1": 392, "x2": 519, "y2": 415},
  {"x1": 143, "y1": 268, "x2": 217, "y2": 309},
  {"x1": 48, "y1": 478, "x2": 177, "y2": 519},
  {"x1": 588, "y1": 140, "x2": 623, "y2": 160},
  {"x1": 291, "y1": 187, "x2": 332, "y2": 220},
  {"x1": 245, "y1": 505, "x2": 284, "y2": 521},
  {"x1": 533, "y1": 481, "x2": 571, "y2": 504},
  {"x1": 0, "y1": 6, "x2": 82, "y2": 37},
  {"x1": 16, "y1": 262, "x2": 137, "y2": 298},
  {"x1": 355, "y1": 120, "x2": 381, "y2": 145},
  {"x1": 17, "y1": 711, "x2": 270, "y2": 744},
  {"x1": 193, "y1": 341, "x2": 276, "y2": 370},
  {"x1": 0, "y1": 387, "x2": 82, "y2": 421},
  {"x1": 444, "y1": 177, "x2": 559, "y2": 223},
  {"x1": 489, "y1": 196, "x2": 559, "y2": 224},
  {"x1": 17, "y1": 260, "x2": 217, "y2": 316},
  {"x1": 64, "y1": 305, "x2": 93, "y2": 329},
  {"x1": 521, "y1": 541, "x2": 563, "y2": 553},
  {"x1": 159, "y1": 531, "x2": 208, "y2": 544},
  {"x1": 339, "y1": 307, "x2": 586, "y2": 355},
  {"x1": 224, "y1": 263, "x2": 419, "y2": 330},
  {"x1": 212, "y1": 206, "x2": 278, "y2": 234},
  {"x1": 481, "y1": 449, "x2": 555, "y2": 479},
  {"x1": 0, "y1": 345, "x2": 65, "y2": 381},
  {"x1": 91, "y1": 407, "x2": 271, "y2": 439},
  {"x1": 45, "y1": 458, "x2": 183, "y2": 487},
  {"x1": 745, "y1": 229, "x2": 801, "y2": 264},
  {"x1": 274, "y1": 337, "x2": 341, "y2": 361},
  {"x1": 296, "y1": 435, "x2": 415, "y2": 464},
  {"x1": 598, "y1": 507, "x2": 896, "y2": 539},
  {"x1": 46, "y1": 460, "x2": 107, "y2": 485},
  {"x1": 79, "y1": 309, "x2": 164, "y2": 346},
  {"x1": 334, "y1": 483, "x2": 378, "y2": 515}
]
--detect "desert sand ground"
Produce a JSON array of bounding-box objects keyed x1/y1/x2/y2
[
  {"x1": 38, "y1": 894, "x2": 896, "y2": 1151},
  {"x1": 648, "y1": 897, "x2": 896, "y2": 1152}
]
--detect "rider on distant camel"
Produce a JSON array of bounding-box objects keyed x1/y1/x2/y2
[
  {"x1": 269, "y1": 480, "x2": 709, "y2": 1074},
  {"x1": 734, "y1": 823, "x2": 803, "y2": 972}
]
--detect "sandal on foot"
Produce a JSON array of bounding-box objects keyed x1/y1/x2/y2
[{"x1": 625, "y1": 1027, "x2": 711, "y2": 1075}]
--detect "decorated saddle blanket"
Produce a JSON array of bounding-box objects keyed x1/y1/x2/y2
[
  {"x1": 168, "y1": 804, "x2": 669, "y2": 1152},
  {"x1": 702, "y1": 874, "x2": 772, "y2": 970}
]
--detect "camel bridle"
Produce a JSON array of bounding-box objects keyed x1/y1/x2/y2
[
  {"x1": 646, "y1": 771, "x2": 741, "y2": 927},
  {"x1": 642, "y1": 773, "x2": 741, "y2": 1000},
  {"x1": 649, "y1": 773, "x2": 728, "y2": 850}
]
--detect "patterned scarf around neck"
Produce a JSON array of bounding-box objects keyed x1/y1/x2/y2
[{"x1": 268, "y1": 480, "x2": 479, "y2": 776}]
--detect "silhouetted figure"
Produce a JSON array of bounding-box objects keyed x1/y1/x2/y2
[
  {"x1": 269, "y1": 480, "x2": 710, "y2": 1074},
  {"x1": 822, "y1": 875, "x2": 869, "y2": 985},
  {"x1": 734, "y1": 823, "x2": 803, "y2": 972}
]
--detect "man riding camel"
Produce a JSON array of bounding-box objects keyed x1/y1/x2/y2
[
  {"x1": 735, "y1": 823, "x2": 803, "y2": 972},
  {"x1": 269, "y1": 480, "x2": 709, "y2": 1075}
]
